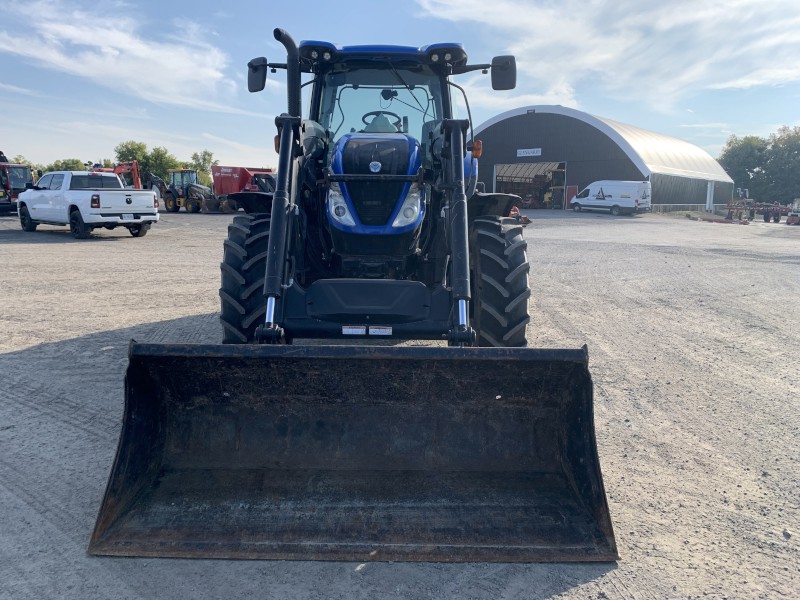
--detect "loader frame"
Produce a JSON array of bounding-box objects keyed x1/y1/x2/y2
[{"x1": 248, "y1": 29, "x2": 517, "y2": 346}]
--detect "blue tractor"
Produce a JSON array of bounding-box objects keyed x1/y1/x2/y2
[
  {"x1": 90, "y1": 29, "x2": 616, "y2": 563},
  {"x1": 222, "y1": 35, "x2": 529, "y2": 346}
]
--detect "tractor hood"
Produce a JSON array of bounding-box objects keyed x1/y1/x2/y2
[{"x1": 327, "y1": 133, "x2": 424, "y2": 235}]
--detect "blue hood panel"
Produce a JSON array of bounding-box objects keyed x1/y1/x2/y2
[{"x1": 329, "y1": 134, "x2": 424, "y2": 235}]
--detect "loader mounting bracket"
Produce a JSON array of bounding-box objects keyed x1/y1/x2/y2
[
  {"x1": 255, "y1": 323, "x2": 285, "y2": 344},
  {"x1": 448, "y1": 325, "x2": 476, "y2": 346}
]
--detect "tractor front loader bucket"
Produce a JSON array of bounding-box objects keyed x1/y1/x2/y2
[
  {"x1": 89, "y1": 343, "x2": 617, "y2": 562},
  {"x1": 200, "y1": 197, "x2": 221, "y2": 213}
]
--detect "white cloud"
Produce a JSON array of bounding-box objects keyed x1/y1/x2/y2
[
  {"x1": 0, "y1": 82, "x2": 40, "y2": 96},
  {"x1": 416, "y1": 0, "x2": 800, "y2": 112},
  {"x1": 201, "y1": 133, "x2": 278, "y2": 168},
  {"x1": 0, "y1": 0, "x2": 250, "y2": 114}
]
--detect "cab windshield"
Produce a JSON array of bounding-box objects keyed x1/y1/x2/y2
[
  {"x1": 6, "y1": 166, "x2": 32, "y2": 190},
  {"x1": 171, "y1": 171, "x2": 197, "y2": 186},
  {"x1": 317, "y1": 65, "x2": 444, "y2": 143}
]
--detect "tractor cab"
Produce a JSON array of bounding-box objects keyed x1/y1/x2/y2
[
  {"x1": 168, "y1": 169, "x2": 199, "y2": 191},
  {"x1": 0, "y1": 162, "x2": 34, "y2": 213}
]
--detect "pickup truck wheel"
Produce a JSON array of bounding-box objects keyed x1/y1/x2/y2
[
  {"x1": 469, "y1": 216, "x2": 531, "y2": 347},
  {"x1": 69, "y1": 210, "x2": 91, "y2": 239},
  {"x1": 219, "y1": 213, "x2": 271, "y2": 343},
  {"x1": 164, "y1": 194, "x2": 180, "y2": 213},
  {"x1": 129, "y1": 224, "x2": 150, "y2": 237},
  {"x1": 19, "y1": 205, "x2": 37, "y2": 231}
]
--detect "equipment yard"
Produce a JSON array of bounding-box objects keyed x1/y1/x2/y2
[{"x1": 0, "y1": 210, "x2": 797, "y2": 598}]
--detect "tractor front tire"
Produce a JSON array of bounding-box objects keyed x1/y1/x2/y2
[
  {"x1": 219, "y1": 213, "x2": 270, "y2": 343},
  {"x1": 186, "y1": 198, "x2": 201, "y2": 213},
  {"x1": 470, "y1": 216, "x2": 531, "y2": 347}
]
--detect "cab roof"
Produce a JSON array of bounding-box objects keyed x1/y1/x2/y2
[{"x1": 299, "y1": 40, "x2": 468, "y2": 66}]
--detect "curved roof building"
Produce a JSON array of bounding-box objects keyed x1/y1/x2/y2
[{"x1": 474, "y1": 105, "x2": 733, "y2": 210}]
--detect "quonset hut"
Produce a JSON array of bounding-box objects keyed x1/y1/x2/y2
[{"x1": 473, "y1": 105, "x2": 733, "y2": 211}]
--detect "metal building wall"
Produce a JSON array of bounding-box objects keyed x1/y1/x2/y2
[
  {"x1": 477, "y1": 111, "x2": 645, "y2": 194},
  {"x1": 649, "y1": 173, "x2": 734, "y2": 209},
  {"x1": 476, "y1": 110, "x2": 734, "y2": 209}
]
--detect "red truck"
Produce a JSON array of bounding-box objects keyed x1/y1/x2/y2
[
  {"x1": 0, "y1": 161, "x2": 34, "y2": 214},
  {"x1": 209, "y1": 165, "x2": 275, "y2": 211}
]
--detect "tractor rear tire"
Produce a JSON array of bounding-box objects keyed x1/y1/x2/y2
[
  {"x1": 470, "y1": 216, "x2": 531, "y2": 347},
  {"x1": 164, "y1": 194, "x2": 180, "y2": 213},
  {"x1": 219, "y1": 213, "x2": 270, "y2": 343}
]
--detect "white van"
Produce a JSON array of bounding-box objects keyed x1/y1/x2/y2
[{"x1": 570, "y1": 180, "x2": 652, "y2": 215}]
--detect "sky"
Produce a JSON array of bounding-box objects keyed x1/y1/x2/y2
[{"x1": 2, "y1": 0, "x2": 799, "y2": 169}]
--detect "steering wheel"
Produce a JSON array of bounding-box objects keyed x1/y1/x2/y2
[{"x1": 362, "y1": 110, "x2": 402, "y2": 128}]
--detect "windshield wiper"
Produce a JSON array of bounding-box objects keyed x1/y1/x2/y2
[{"x1": 385, "y1": 60, "x2": 427, "y2": 115}]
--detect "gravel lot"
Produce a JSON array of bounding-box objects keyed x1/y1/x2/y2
[{"x1": 0, "y1": 209, "x2": 797, "y2": 599}]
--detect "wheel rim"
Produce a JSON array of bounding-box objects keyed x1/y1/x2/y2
[{"x1": 70, "y1": 215, "x2": 79, "y2": 235}]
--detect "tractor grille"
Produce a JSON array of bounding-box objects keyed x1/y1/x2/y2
[{"x1": 342, "y1": 138, "x2": 409, "y2": 226}]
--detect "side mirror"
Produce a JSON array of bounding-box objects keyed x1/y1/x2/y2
[
  {"x1": 491, "y1": 55, "x2": 516, "y2": 91},
  {"x1": 248, "y1": 57, "x2": 269, "y2": 93}
]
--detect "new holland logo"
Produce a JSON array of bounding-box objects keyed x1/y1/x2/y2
[{"x1": 369, "y1": 161, "x2": 382, "y2": 173}]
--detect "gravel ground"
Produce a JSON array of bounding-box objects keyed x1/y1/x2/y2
[{"x1": 0, "y1": 209, "x2": 797, "y2": 599}]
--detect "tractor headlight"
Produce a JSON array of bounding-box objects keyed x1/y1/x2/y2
[
  {"x1": 327, "y1": 182, "x2": 355, "y2": 226},
  {"x1": 392, "y1": 183, "x2": 423, "y2": 228}
]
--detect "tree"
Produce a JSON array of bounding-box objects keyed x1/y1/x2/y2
[
  {"x1": 114, "y1": 141, "x2": 180, "y2": 182},
  {"x1": 114, "y1": 140, "x2": 148, "y2": 164},
  {"x1": 189, "y1": 149, "x2": 218, "y2": 186},
  {"x1": 10, "y1": 155, "x2": 45, "y2": 173},
  {"x1": 718, "y1": 135, "x2": 769, "y2": 200},
  {"x1": 148, "y1": 146, "x2": 181, "y2": 181},
  {"x1": 763, "y1": 127, "x2": 800, "y2": 203},
  {"x1": 719, "y1": 129, "x2": 800, "y2": 203},
  {"x1": 46, "y1": 158, "x2": 87, "y2": 172}
]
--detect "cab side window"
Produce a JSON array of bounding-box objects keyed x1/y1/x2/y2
[
  {"x1": 48, "y1": 174, "x2": 65, "y2": 190},
  {"x1": 577, "y1": 188, "x2": 590, "y2": 199},
  {"x1": 37, "y1": 174, "x2": 54, "y2": 189}
]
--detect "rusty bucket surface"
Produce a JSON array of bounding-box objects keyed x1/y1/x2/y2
[{"x1": 88, "y1": 343, "x2": 617, "y2": 562}]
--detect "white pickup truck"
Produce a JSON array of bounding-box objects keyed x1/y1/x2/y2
[{"x1": 17, "y1": 171, "x2": 159, "y2": 239}]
